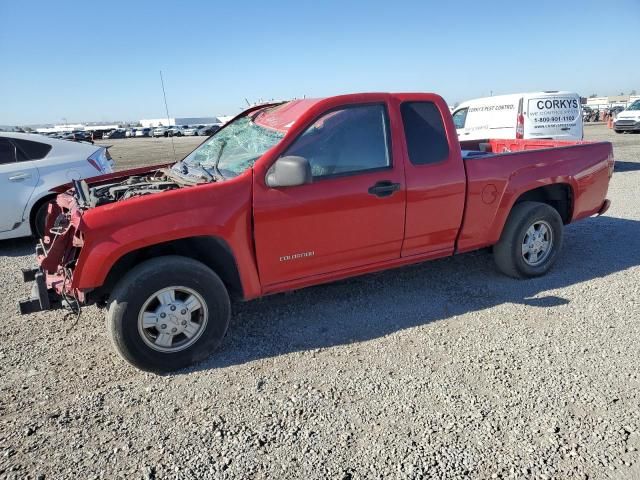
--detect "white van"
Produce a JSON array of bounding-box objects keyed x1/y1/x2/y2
[{"x1": 452, "y1": 91, "x2": 583, "y2": 141}]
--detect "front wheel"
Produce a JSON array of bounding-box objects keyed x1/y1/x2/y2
[
  {"x1": 107, "y1": 256, "x2": 230, "y2": 372},
  {"x1": 493, "y1": 201, "x2": 563, "y2": 278}
]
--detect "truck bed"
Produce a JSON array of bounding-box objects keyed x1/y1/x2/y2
[{"x1": 457, "y1": 138, "x2": 614, "y2": 253}]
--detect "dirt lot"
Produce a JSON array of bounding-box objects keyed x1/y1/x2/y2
[
  {"x1": 1, "y1": 125, "x2": 639, "y2": 479},
  {"x1": 96, "y1": 136, "x2": 205, "y2": 171}
]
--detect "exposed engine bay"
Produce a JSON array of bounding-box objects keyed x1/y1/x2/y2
[{"x1": 74, "y1": 166, "x2": 212, "y2": 208}]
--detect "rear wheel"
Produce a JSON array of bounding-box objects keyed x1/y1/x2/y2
[
  {"x1": 107, "y1": 256, "x2": 230, "y2": 373},
  {"x1": 493, "y1": 201, "x2": 563, "y2": 278}
]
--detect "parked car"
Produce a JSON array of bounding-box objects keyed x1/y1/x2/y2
[
  {"x1": 135, "y1": 128, "x2": 152, "y2": 137},
  {"x1": 609, "y1": 106, "x2": 625, "y2": 117},
  {"x1": 613, "y1": 100, "x2": 640, "y2": 133},
  {"x1": 19, "y1": 93, "x2": 614, "y2": 372},
  {"x1": 197, "y1": 124, "x2": 221, "y2": 136},
  {"x1": 63, "y1": 132, "x2": 94, "y2": 144},
  {"x1": 152, "y1": 126, "x2": 168, "y2": 137},
  {"x1": 0, "y1": 132, "x2": 114, "y2": 240},
  {"x1": 182, "y1": 125, "x2": 204, "y2": 136},
  {"x1": 104, "y1": 129, "x2": 126, "y2": 139},
  {"x1": 452, "y1": 91, "x2": 583, "y2": 141},
  {"x1": 166, "y1": 126, "x2": 184, "y2": 137}
]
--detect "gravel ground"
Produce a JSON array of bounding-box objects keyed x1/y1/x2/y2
[{"x1": 1, "y1": 125, "x2": 639, "y2": 479}]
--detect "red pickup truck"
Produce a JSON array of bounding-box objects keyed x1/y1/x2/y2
[{"x1": 19, "y1": 93, "x2": 614, "y2": 372}]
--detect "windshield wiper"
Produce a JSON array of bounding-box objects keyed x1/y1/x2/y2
[
  {"x1": 197, "y1": 165, "x2": 216, "y2": 181},
  {"x1": 212, "y1": 140, "x2": 227, "y2": 179}
]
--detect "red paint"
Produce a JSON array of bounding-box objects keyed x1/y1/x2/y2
[{"x1": 36, "y1": 93, "x2": 614, "y2": 303}]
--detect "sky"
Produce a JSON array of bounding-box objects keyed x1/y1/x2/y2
[{"x1": 1, "y1": 0, "x2": 638, "y2": 125}]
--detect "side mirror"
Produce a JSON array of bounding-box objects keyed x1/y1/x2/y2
[{"x1": 266, "y1": 156, "x2": 312, "y2": 188}]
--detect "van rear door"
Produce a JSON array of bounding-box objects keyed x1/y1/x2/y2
[{"x1": 525, "y1": 93, "x2": 583, "y2": 140}]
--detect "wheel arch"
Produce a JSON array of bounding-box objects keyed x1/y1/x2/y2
[
  {"x1": 28, "y1": 191, "x2": 57, "y2": 236},
  {"x1": 511, "y1": 183, "x2": 574, "y2": 224},
  {"x1": 89, "y1": 236, "x2": 244, "y2": 305}
]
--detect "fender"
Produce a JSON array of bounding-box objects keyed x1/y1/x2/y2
[
  {"x1": 485, "y1": 177, "x2": 577, "y2": 247},
  {"x1": 71, "y1": 172, "x2": 263, "y2": 300}
]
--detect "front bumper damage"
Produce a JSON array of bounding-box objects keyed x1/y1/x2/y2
[
  {"x1": 18, "y1": 194, "x2": 84, "y2": 315},
  {"x1": 19, "y1": 267, "x2": 58, "y2": 314},
  {"x1": 18, "y1": 242, "x2": 69, "y2": 314}
]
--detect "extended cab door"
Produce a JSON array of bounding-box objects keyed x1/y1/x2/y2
[
  {"x1": 253, "y1": 101, "x2": 406, "y2": 286},
  {"x1": 0, "y1": 138, "x2": 40, "y2": 233},
  {"x1": 396, "y1": 98, "x2": 467, "y2": 257}
]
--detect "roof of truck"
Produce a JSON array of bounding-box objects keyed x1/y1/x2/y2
[
  {"x1": 253, "y1": 99, "x2": 323, "y2": 132},
  {"x1": 250, "y1": 93, "x2": 450, "y2": 133}
]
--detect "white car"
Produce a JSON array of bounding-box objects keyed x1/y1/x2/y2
[
  {"x1": 135, "y1": 128, "x2": 152, "y2": 137},
  {"x1": 452, "y1": 91, "x2": 583, "y2": 141},
  {"x1": 614, "y1": 100, "x2": 640, "y2": 133},
  {"x1": 182, "y1": 125, "x2": 203, "y2": 136},
  {"x1": 166, "y1": 126, "x2": 184, "y2": 137},
  {"x1": 0, "y1": 132, "x2": 114, "y2": 240},
  {"x1": 152, "y1": 126, "x2": 168, "y2": 137}
]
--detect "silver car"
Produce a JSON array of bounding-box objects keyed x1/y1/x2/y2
[
  {"x1": 152, "y1": 127, "x2": 168, "y2": 137},
  {"x1": 182, "y1": 125, "x2": 203, "y2": 136}
]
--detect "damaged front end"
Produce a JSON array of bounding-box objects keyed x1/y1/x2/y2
[
  {"x1": 19, "y1": 184, "x2": 86, "y2": 314},
  {"x1": 18, "y1": 167, "x2": 204, "y2": 315}
]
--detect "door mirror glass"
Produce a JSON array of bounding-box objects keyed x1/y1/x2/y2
[{"x1": 266, "y1": 156, "x2": 312, "y2": 188}]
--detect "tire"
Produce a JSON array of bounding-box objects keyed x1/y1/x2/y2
[
  {"x1": 614, "y1": 130, "x2": 623, "y2": 134},
  {"x1": 107, "y1": 256, "x2": 230, "y2": 373},
  {"x1": 33, "y1": 200, "x2": 52, "y2": 239},
  {"x1": 493, "y1": 201, "x2": 563, "y2": 279}
]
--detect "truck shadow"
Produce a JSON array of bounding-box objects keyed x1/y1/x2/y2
[
  {"x1": 193, "y1": 215, "x2": 640, "y2": 373},
  {"x1": 0, "y1": 237, "x2": 35, "y2": 258},
  {"x1": 614, "y1": 161, "x2": 640, "y2": 173}
]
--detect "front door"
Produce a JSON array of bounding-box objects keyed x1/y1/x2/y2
[
  {"x1": 452, "y1": 107, "x2": 469, "y2": 140},
  {"x1": 0, "y1": 138, "x2": 39, "y2": 232},
  {"x1": 253, "y1": 103, "x2": 406, "y2": 286}
]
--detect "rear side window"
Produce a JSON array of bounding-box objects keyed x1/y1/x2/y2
[
  {"x1": 401, "y1": 102, "x2": 449, "y2": 165},
  {"x1": 283, "y1": 104, "x2": 391, "y2": 178},
  {"x1": 13, "y1": 138, "x2": 52, "y2": 161},
  {"x1": 0, "y1": 138, "x2": 16, "y2": 165}
]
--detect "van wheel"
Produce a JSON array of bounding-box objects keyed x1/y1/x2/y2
[
  {"x1": 107, "y1": 256, "x2": 230, "y2": 373},
  {"x1": 493, "y1": 201, "x2": 563, "y2": 278}
]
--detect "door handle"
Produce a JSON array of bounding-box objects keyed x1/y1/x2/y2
[
  {"x1": 368, "y1": 180, "x2": 400, "y2": 198},
  {"x1": 9, "y1": 173, "x2": 32, "y2": 181}
]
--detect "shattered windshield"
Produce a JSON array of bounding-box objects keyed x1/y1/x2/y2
[{"x1": 181, "y1": 116, "x2": 285, "y2": 178}]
